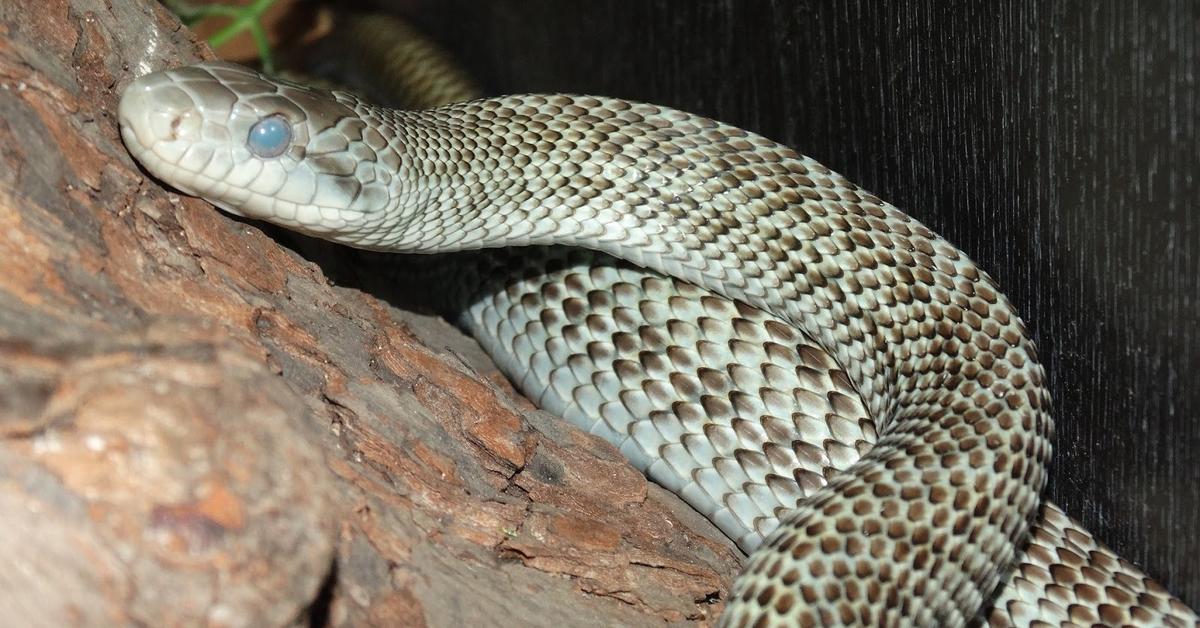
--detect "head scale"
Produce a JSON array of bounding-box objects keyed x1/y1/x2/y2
[{"x1": 118, "y1": 61, "x2": 405, "y2": 245}]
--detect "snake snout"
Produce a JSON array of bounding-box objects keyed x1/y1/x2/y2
[{"x1": 118, "y1": 73, "x2": 203, "y2": 153}]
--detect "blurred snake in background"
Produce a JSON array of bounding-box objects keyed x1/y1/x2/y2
[{"x1": 117, "y1": 11, "x2": 1198, "y2": 627}]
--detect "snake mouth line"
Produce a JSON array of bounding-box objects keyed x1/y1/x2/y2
[{"x1": 122, "y1": 143, "x2": 369, "y2": 229}]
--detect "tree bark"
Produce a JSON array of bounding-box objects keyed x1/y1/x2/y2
[{"x1": 0, "y1": 1, "x2": 740, "y2": 625}]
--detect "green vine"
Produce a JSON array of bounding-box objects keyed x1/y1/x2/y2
[{"x1": 162, "y1": 0, "x2": 280, "y2": 73}]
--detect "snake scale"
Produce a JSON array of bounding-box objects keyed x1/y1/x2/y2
[{"x1": 117, "y1": 28, "x2": 1195, "y2": 626}]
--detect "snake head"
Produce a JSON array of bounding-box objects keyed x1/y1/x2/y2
[{"x1": 119, "y1": 61, "x2": 401, "y2": 244}]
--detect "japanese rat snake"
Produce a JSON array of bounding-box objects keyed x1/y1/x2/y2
[{"x1": 117, "y1": 20, "x2": 1196, "y2": 626}]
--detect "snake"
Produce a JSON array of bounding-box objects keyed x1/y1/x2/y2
[{"x1": 116, "y1": 44, "x2": 1196, "y2": 626}]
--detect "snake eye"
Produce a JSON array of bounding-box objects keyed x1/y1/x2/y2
[{"x1": 247, "y1": 115, "x2": 292, "y2": 158}]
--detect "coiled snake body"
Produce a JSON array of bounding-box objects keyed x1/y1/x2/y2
[{"x1": 118, "y1": 61, "x2": 1196, "y2": 626}]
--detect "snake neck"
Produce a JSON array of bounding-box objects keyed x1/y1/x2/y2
[{"x1": 353, "y1": 92, "x2": 1049, "y2": 414}]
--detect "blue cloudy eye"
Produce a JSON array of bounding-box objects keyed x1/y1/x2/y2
[{"x1": 247, "y1": 115, "x2": 292, "y2": 158}]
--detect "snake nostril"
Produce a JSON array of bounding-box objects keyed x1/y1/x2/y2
[{"x1": 161, "y1": 108, "x2": 201, "y2": 142}]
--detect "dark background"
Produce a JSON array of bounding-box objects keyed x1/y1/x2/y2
[{"x1": 376, "y1": 0, "x2": 1198, "y2": 605}]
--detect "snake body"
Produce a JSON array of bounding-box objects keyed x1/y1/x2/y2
[{"x1": 117, "y1": 61, "x2": 1196, "y2": 626}]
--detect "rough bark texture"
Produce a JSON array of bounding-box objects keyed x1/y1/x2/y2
[{"x1": 0, "y1": 1, "x2": 741, "y2": 626}]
